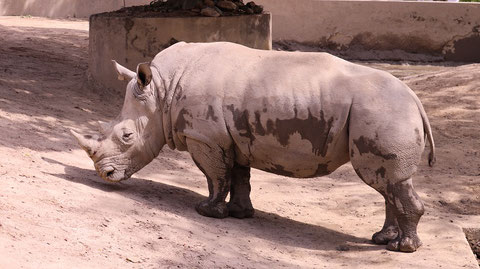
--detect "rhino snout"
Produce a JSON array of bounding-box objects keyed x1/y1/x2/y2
[
  {"x1": 100, "y1": 166, "x2": 115, "y2": 179},
  {"x1": 94, "y1": 163, "x2": 128, "y2": 182}
]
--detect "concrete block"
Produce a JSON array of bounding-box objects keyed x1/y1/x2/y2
[{"x1": 88, "y1": 13, "x2": 272, "y2": 93}]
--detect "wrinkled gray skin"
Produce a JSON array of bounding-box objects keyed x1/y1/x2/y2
[{"x1": 72, "y1": 42, "x2": 435, "y2": 253}]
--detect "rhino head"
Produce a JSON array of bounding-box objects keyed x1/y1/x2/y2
[{"x1": 71, "y1": 61, "x2": 165, "y2": 182}]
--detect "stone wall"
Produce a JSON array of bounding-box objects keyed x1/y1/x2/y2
[
  {"x1": 2, "y1": 0, "x2": 480, "y2": 61},
  {"x1": 256, "y1": 0, "x2": 480, "y2": 61}
]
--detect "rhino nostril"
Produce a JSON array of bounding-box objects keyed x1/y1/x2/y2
[
  {"x1": 101, "y1": 166, "x2": 115, "y2": 178},
  {"x1": 103, "y1": 166, "x2": 115, "y2": 178}
]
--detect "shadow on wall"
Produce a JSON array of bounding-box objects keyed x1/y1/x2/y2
[{"x1": 0, "y1": 0, "x2": 150, "y2": 18}]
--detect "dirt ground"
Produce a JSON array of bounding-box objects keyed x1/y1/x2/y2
[{"x1": 0, "y1": 17, "x2": 479, "y2": 268}]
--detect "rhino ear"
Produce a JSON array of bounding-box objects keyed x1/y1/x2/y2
[
  {"x1": 136, "y1": 63, "x2": 152, "y2": 87},
  {"x1": 112, "y1": 60, "x2": 135, "y2": 81}
]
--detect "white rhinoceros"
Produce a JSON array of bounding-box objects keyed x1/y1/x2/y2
[{"x1": 72, "y1": 42, "x2": 435, "y2": 252}]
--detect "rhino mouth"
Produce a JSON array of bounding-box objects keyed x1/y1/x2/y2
[{"x1": 97, "y1": 165, "x2": 126, "y2": 182}]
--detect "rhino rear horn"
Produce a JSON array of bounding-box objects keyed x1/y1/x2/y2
[
  {"x1": 70, "y1": 129, "x2": 100, "y2": 157},
  {"x1": 96, "y1": 120, "x2": 110, "y2": 134},
  {"x1": 137, "y1": 63, "x2": 152, "y2": 87},
  {"x1": 112, "y1": 60, "x2": 136, "y2": 81}
]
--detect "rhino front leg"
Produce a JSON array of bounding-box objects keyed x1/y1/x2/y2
[
  {"x1": 187, "y1": 138, "x2": 234, "y2": 219},
  {"x1": 227, "y1": 163, "x2": 254, "y2": 219},
  {"x1": 385, "y1": 178, "x2": 424, "y2": 252}
]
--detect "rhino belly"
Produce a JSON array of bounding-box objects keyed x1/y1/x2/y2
[{"x1": 238, "y1": 130, "x2": 350, "y2": 178}]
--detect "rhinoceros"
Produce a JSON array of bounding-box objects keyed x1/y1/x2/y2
[{"x1": 72, "y1": 42, "x2": 435, "y2": 252}]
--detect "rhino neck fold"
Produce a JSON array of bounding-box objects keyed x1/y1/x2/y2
[
  {"x1": 145, "y1": 134, "x2": 163, "y2": 160},
  {"x1": 152, "y1": 62, "x2": 189, "y2": 152},
  {"x1": 151, "y1": 65, "x2": 176, "y2": 151}
]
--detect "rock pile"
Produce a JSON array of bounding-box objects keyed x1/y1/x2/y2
[
  {"x1": 152, "y1": 0, "x2": 264, "y2": 17},
  {"x1": 108, "y1": 0, "x2": 264, "y2": 18},
  {"x1": 198, "y1": 0, "x2": 264, "y2": 17}
]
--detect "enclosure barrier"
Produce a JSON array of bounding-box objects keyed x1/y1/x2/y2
[{"x1": 2, "y1": 0, "x2": 480, "y2": 61}]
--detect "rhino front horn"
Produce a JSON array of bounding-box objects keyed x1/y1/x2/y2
[{"x1": 70, "y1": 129, "x2": 100, "y2": 157}]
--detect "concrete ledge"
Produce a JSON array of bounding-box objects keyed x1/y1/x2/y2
[
  {"x1": 256, "y1": 0, "x2": 480, "y2": 62},
  {"x1": 0, "y1": 0, "x2": 150, "y2": 18},
  {"x1": 3, "y1": 0, "x2": 480, "y2": 61},
  {"x1": 88, "y1": 13, "x2": 272, "y2": 92}
]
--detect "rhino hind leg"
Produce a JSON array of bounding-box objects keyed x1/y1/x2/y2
[
  {"x1": 384, "y1": 178, "x2": 424, "y2": 252},
  {"x1": 372, "y1": 201, "x2": 399, "y2": 244},
  {"x1": 227, "y1": 163, "x2": 254, "y2": 219},
  {"x1": 353, "y1": 166, "x2": 424, "y2": 252},
  {"x1": 187, "y1": 138, "x2": 234, "y2": 219}
]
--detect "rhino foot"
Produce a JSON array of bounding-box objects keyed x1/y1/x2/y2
[
  {"x1": 386, "y1": 236, "x2": 422, "y2": 252},
  {"x1": 195, "y1": 201, "x2": 229, "y2": 219},
  {"x1": 372, "y1": 226, "x2": 398, "y2": 245},
  {"x1": 227, "y1": 202, "x2": 254, "y2": 219}
]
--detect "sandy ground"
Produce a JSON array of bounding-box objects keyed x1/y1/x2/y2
[{"x1": 0, "y1": 16, "x2": 479, "y2": 268}]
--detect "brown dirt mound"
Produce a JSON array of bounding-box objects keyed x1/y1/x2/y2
[{"x1": 100, "y1": 0, "x2": 264, "y2": 18}]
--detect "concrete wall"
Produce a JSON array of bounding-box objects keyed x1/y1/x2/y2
[
  {"x1": 2, "y1": 0, "x2": 480, "y2": 61},
  {"x1": 256, "y1": 0, "x2": 480, "y2": 61},
  {"x1": 0, "y1": 0, "x2": 150, "y2": 18}
]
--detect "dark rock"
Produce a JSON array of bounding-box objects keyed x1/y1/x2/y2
[
  {"x1": 246, "y1": 1, "x2": 256, "y2": 8},
  {"x1": 201, "y1": 7, "x2": 220, "y2": 17},
  {"x1": 216, "y1": 0, "x2": 238, "y2": 11},
  {"x1": 214, "y1": 6, "x2": 224, "y2": 15},
  {"x1": 234, "y1": 1, "x2": 245, "y2": 8},
  {"x1": 194, "y1": 1, "x2": 205, "y2": 9},
  {"x1": 167, "y1": 0, "x2": 202, "y2": 9},
  {"x1": 204, "y1": 0, "x2": 215, "y2": 8},
  {"x1": 253, "y1": 4, "x2": 263, "y2": 14}
]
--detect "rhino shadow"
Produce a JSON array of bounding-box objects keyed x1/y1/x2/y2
[{"x1": 43, "y1": 157, "x2": 383, "y2": 252}]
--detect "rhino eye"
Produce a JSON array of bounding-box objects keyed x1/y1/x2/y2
[{"x1": 122, "y1": 132, "x2": 134, "y2": 141}]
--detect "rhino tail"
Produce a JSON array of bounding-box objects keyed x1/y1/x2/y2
[{"x1": 411, "y1": 92, "x2": 436, "y2": 167}]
